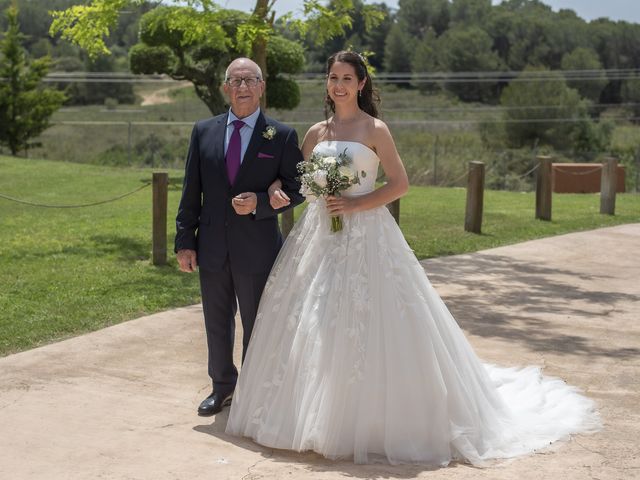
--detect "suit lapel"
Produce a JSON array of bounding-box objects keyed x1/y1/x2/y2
[{"x1": 233, "y1": 112, "x2": 266, "y2": 188}]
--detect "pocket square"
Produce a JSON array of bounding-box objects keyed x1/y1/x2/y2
[{"x1": 257, "y1": 152, "x2": 275, "y2": 159}]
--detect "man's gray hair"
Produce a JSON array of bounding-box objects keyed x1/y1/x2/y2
[{"x1": 225, "y1": 58, "x2": 263, "y2": 81}]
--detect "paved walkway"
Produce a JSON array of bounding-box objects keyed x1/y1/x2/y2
[{"x1": 1, "y1": 224, "x2": 639, "y2": 480}]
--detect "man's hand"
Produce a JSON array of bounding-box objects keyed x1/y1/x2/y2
[
  {"x1": 232, "y1": 192, "x2": 258, "y2": 215},
  {"x1": 269, "y1": 187, "x2": 290, "y2": 209},
  {"x1": 177, "y1": 249, "x2": 198, "y2": 272}
]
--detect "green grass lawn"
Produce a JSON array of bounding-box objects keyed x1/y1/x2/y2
[
  {"x1": 1, "y1": 155, "x2": 638, "y2": 356},
  {"x1": 400, "y1": 187, "x2": 639, "y2": 257},
  {"x1": 0, "y1": 156, "x2": 200, "y2": 356}
]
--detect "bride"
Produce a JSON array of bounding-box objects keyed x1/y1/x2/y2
[{"x1": 225, "y1": 50, "x2": 600, "y2": 466}]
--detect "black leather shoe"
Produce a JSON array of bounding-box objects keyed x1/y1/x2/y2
[{"x1": 198, "y1": 391, "x2": 233, "y2": 416}]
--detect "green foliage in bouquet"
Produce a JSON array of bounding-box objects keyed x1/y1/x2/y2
[
  {"x1": 297, "y1": 147, "x2": 362, "y2": 232},
  {"x1": 297, "y1": 148, "x2": 361, "y2": 197}
]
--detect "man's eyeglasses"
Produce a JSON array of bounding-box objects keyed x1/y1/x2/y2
[{"x1": 226, "y1": 77, "x2": 262, "y2": 88}]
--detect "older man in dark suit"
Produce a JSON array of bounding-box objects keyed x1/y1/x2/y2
[{"x1": 175, "y1": 57, "x2": 303, "y2": 416}]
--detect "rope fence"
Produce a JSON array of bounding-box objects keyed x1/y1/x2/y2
[
  {"x1": 553, "y1": 166, "x2": 604, "y2": 176},
  {"x1": 0, "y1": 183, "x2": 151, "y2": 208},
  {"x1": 0, "y1": 174, "x2": 167, "y2": 265},
  {"x1": 0, "y1": 155, "x2": 627, "y2": 262},
  {"x1": 516, "y1": 163, "x2": 540, "y2": 179}
]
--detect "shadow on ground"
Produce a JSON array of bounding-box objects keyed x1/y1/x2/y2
[
  {"x1": 194, "y1": 413, "x2": 452, "y2": 479},
  {"x1": 424, "y1": 253, "x2": 640, "y2": 359}
]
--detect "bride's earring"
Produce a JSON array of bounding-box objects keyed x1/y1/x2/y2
[{"x1": 358, "y1": 90, "x2": 362, "y2": 97}]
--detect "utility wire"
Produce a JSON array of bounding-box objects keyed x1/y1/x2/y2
[
  {"x1": 32, "y1": 68, "x2": 640, "y2": 84},
  {"x1": 48, "y1": 116, "x2": 640, "y2": 128},
  {"x1": 291, "y1": 103, "x2": 640, "y2": 113}
]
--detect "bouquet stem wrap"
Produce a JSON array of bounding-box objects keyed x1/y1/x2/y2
[{"x1": 331, "y1": 215, "x2": 343, "y2": 232}]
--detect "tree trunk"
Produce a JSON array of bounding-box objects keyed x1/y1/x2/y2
[
  {"x1": 194, "y1": 84, "x2": 227, "y2": 116},
  {"x1": 252, "y1": 0, "x2": 273, "y2": 110}
]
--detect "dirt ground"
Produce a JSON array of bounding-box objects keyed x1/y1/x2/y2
[
  {"x1": 1, "y1": 224, "x2": 638, "y2": 480},
  {"x1": 139, "y1": 81, "x2": 191, "y2": 106}
]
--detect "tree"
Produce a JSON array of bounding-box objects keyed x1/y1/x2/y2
[
  {"x1": 384, "y1": 22, "x2": 416, "y2": 78},
  {"x1": 561, "y1": 47, "x2": 607, "y2": 103},
  {"x1": 621, "y1": 75, "x2": 640, "y2": 124},
  {"x1": 498, "y1": 67, "x2": 610, "y2": 156},
  {"x1": 128, "y1": 6, "x2": 249, "y2": 115},
  {"x1": 590, "y1": 20, "x2": 640, "y2": 103},
  {"x1": 411, "y1": 28, "x2": 438, "y2": 92},
  {"x1": 396, "y1": 0, "x2": 449, "y2": 38},
  {"x1": 542, "y1": 9, "x2": 590, "y2": 69},
  {"x1": 383, "y1": 0, "x2": 448, "y2": 83},
  {"x1": 487, "y1": 1, "x2": 588, "y2": 71},
  {"x1": 0, "y1": 5, "x2": 65, "y2": 155},
  {"x1": 265, "y1": 35, "x2": 305, "y2": 109},
  {"x1": 435, "y1": 26, "x2": 504, "y2": 102},
  {"x1": 0, "y1": 0, "x2": 75, "y2": 50},
  {"x1": 128, "y1": 6, "x2": 304, "y2": 114},
  {"x1": 49, "y1": 0, "x2": 385, "y2": 113},
  {"x1": 500, "y1": 68, "x2": 582, "y2": 150},
  {"x1": 360, "y1": 2, "x2": 393, "y2": 71},
  {"x1": 304, "y1": 0, "x2": 392, "y2": 72},
  {"x1": 450, "y1": 0, "x2": 491, "y2": 26}
]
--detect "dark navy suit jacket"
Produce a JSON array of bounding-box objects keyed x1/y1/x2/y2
[{"x1": 175, "y1": 111, "x2": 304, "y2": 274}]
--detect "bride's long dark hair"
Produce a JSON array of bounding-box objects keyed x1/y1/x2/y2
[{"x1": 324, "y1": 51, "x2": 380, "y2": 119}]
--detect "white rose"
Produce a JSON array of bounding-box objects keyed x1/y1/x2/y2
[
  {"x1": 312, "y1": 169, "x2": 328, "y2": 188},
  {"x1": 338, "y1": 165, "x2": 355, "y2": 180},
  {"x1": 322, "y1": 156, "x2": 337, "y2": 166}
]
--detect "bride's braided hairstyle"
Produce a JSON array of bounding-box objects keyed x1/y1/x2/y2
[{"x1": 325, "y1": 50, "x2": 380, "y2": 119}]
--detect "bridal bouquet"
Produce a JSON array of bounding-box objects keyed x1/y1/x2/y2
[{"x1": 297, "y1": 148, "x2": 360, "y2": 232}]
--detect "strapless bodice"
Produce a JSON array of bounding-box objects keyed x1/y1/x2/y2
[{"x1": 311, "y1": 141, "x2": 380, "y2": 196}]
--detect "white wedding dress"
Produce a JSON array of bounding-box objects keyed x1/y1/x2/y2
[{"x1": 225, "y1": 140, "x2": 600, "y2": 466}]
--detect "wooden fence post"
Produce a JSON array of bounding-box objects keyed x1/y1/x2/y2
[
  {"x1": 387, "y1": 198, "x2": 400, "y2": 225},
  {"x1": 464, "y1": 161, "x2": 485, "y2": 234},
  {"x1": 535, "y1": 155, "x2": 552, "y2": 221},
  {"x1": 600, "y1": 156, "x2": 618, "y2": 215},
  {"x1": 152, "y1": 172, "x2": 168, "y2": 265},
  {"x1": 281, "y1": 209, "x2": 294, "y2": 238}
]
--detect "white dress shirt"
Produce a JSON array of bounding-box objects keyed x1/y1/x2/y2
[{"x1": 224, "y1": 107, "x2": 261, "y2": 165}]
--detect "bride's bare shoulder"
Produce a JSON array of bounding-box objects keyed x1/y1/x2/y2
[
  {"x1": 361, "y1": 116, "x2": 393, "y2": 151},
  {"x1": 312, "y1": 119, "x2": 332, "y2": 135},
  {"x1": 371, "y1": 117, "x2": 390, "y2": 132},
  {"x1": 302, "y1": 121, "x2": 330, "y2": 157},
  {"x1": 304, "y1": 121, "x2": 331, "y2": 143}
]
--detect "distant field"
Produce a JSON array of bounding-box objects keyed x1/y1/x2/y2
[
  {"x1": 17, "y1": 79, "x2": 639, "y2": 192},
  {"x1": 1, "y1": 155, "x2": 638, "y2": 356}
]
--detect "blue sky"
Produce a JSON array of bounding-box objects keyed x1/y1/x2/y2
[{"x1": 222, "y1": 0, "x2": 640, "y2": 24}]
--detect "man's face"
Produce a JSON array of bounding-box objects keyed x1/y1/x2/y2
[{"x1": 223, "y1": 60, "x2": 264, "y2": 119}]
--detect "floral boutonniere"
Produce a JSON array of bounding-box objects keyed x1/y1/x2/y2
[{"x1": 262, "y1": 125, "x2": 276, "y2": 140}]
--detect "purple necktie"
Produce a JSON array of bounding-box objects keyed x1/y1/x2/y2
[{"x1": 226, "y1": 119, "x2": 245, "y2": 185}]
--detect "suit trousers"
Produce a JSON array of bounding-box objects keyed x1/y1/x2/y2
[{"x1": 199, "y1": 261, "x2": 270, "y2": 395}]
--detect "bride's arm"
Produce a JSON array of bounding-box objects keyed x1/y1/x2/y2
[
  {"x1": 267, "y1": 122, "x2": 323, "y2": 210},
  {"x1": 326, "y1": 120, "x2": 408, "y2": 215},
  {"x1": 300, "y1": 125, "x2": 319, "y2": 160},
  {"x1": 268, "y1": 123, "x2": 323, "y2": 207},
  {"x1": 298, "y1": 124, "x2": 323, "y2": 203}
]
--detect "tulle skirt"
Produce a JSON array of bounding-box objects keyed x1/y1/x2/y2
[{"x1": 225, "y1": 201, "x2": 600, "y2": 466}]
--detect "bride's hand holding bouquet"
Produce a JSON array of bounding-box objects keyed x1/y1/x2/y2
[{"x1": 297, "y1": 147, "x2": 361, "y2": 232}]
